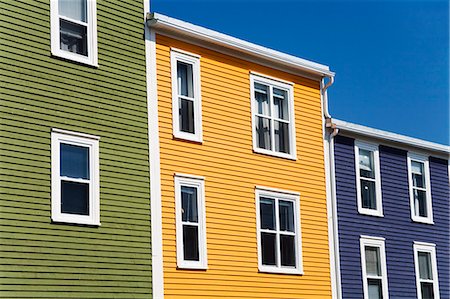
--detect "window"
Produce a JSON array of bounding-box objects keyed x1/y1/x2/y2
[
  {"x1": 175, "y1": 174, "x2": 207, "y2": 269},
  {"x1": 360, "y1": 236, "x2": 389, "y2": 299},
  {"x1": 50, "y1": 0, "x2": 98, "y2": 66},
  {"x1": 256, "y1": 188, "x2": 302, "y2": 274},
  {"x1": 355, "y1": 141, "x2": 383, "y2": 216},
  {"x1": 414, "y1": 242, "x2": 440, "y2": 299},
  {"x1": 250, "y1": 74, "x2": 296, "y2": 159},
  {"x1": 407, "y1": 153, "x2": 433, "y2": 224},
  {"x1": 171, "y1": 49, "x2": 202, "y2": 142},
  {"x1": 51, "y1": 129, "x2": 100, "y2": 225}
]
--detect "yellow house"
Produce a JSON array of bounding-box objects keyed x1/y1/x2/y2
[{"x1": 145, "y1": 13, "x2": 335, "y2": 299}]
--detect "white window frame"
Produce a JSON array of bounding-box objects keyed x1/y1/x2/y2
[
  {"x1": 250, "y1": 74, "x2": 296, "y2": 160},
  {"x1": 407, "y1": 153, "x2": 433, "y2": 224},
  {"x1": 171, "y1": 49, "x2": 202, "y2": 143},
  {"x1": 255, "y1": 187, "x2": 303, "y2": 275},
  {"x1": 50, "y1": 0, "x2": 98, "y2": 66},
  {"x1": 174, "y1": 174, "x2": 207, "y2": 269},
  {"x1": 413, "y1": 242, "x2": 440, "y2": 299},
  {"x1": 51, "y1": 129, "x2": 100, "y2": 225},
  {"x1": 355, "y1": 141, "x2": 383, "y2": 217},
  {"x1": 360, "y1": 236, "x2": 389, "y2": 299}
]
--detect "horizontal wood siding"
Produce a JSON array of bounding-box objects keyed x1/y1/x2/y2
[
  {"x1": 0, "y1": 0, "x2": 152, "y2": 297},
  {"x1": 334, "y1": 136, "x2": 449, "y2": 299},
  {"x1": 156, "y1": 35, "x2": 331, "y2": 298}
]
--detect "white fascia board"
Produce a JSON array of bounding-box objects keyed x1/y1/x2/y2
[
  {"x1": 333, "y1": 119, "x2": 450, "y2": 156},
  {"x1": 147, "y1": 12, "x2": 335, "y2": 78}
]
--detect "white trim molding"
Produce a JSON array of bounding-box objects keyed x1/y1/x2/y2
[
  {"x1": 255, "y1": 188, "x2": 303, "y2": 275},
  {"x1": 174, "y1": 175, "x2": 208, "y2": 269},
  {"x1": 50, "y1": 0, "x2": 98, "y2": 66},
  {"x1": 51, "y1": 130, "x2": 100, "y2": 225},
  {"x1": 360, "y1": 236, "x2": 389, "y2": 299},
  {"x1": 407, "y1": 153, "x2": 434, "y2": 224},
  {"x1": 250, "y1": 73, "x2": 297, "y2": 160},
  {"x1": 354, "y1": 141, "x2": 383, "y2": 217},
  {"x1": 413, "y1": 242, "x2": 440, "y2": 299},
  {"x1": 171, "y1": 49, "x2": 203, "y2": 142}
]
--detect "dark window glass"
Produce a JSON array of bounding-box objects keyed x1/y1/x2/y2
[
  {"x1": 179, "y1": 98, "x2": 195, "y2": 133},
  {"x1": 177, "y1": 62, "x2": 194, "y2": 97},
  {"x1": 415, "y1": 190, "x2": 428, "y2": 217},
  {"x1": 421, "y1": 282, "x2": 434, "y2": 299},
  {"x1": 61, "y1": 181, "x2": 89, "y2": 215},
  {"x1": 418, "y1": 252, "x2": 432, "y2": 280},
  {"x1": 261, "y1": 232, "x2": 276, "y2": 265},
  {"x1": 273, "y1": 88, "x2": 288, "y2": 120},
  {"x1": 365, "y1": 246, "x2": 381, "y2": 276},
  {"x1": 59, "y1": 0, "x2": 87, "y2": 22},
  {"x1": 274, "y1": 121, "x2": 290, "y2": 154},
  {"x1": 411, "y1": 161, "x2": 425, "y2": 188},
  {"x1": 361, "y1": 179, "x2": 376, "y2": 209},
  {"x1": 279, "y1": 200, "x2": 294, "y2": 232},
  {"x1": 60, "y1": 19, "x2": 87, "y2": 56},
  {"x1": 181, "y1": 186, "x2": 198, "y2": 223},
  {"x1": 280, "y1": 234, "x2": 295, "y2": 267},
  {"x1": 60, "y1": 144, "x2": 89, "y2": 179},
  {"x1": 256, "y1": 116, "x2": 271, "y2": 150},
  {"x1": 260, "y1": 198, "x2": 275, "y2": 230},
  {"x1": 359, "y1": 149, "x2": 375, "y2": 179},
  {"x1": 368, "y1": 278, "x2": 383, "y2": 299},
  {"x1": 254, "y1": 83, "x2": 270, "y2": 116},
  {"x1": 183, "y1": 225, "x2": 199, "y2": 261}
]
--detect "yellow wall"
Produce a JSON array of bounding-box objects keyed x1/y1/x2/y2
[{"x1": 156, "y1": 34, "x2": 331, "y2": 299}]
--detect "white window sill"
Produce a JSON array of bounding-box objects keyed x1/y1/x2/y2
[
  {"x1": 51, "y1": 49, "x2": 98, "y2": 67},
  {"x1": 253, "y1": 148, "x2": 297, "y2": 160},
  {"x1": 52, "y1": 215, "x2": 101, "y2": 226},
  {"x1": 259, "y1": 266, "x2": 303, "y2": 275},
  {"x1": 411, "y1": 217, "x2": 434, "y2": 225},
  {"x1": 173, "y1": 132, "x2": 203, "y2": 143},
  {"x1": 177, "y1": 263, "x2": 208, "y2": 270},
  {"x1": 358, "y1": 208, "x2": 384, "y2": 217}
]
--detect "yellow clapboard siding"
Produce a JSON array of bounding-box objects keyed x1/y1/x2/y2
[{"x1": 156, "y1": 34, "x2": 331, "y2": 298}]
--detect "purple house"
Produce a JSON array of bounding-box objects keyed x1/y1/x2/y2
[{"x1": 326, "y1": 119, "x2": 449, "y2": 299}]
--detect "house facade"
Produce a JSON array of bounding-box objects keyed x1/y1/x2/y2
[
  {"x1": 146, "y1": 13, "x2": 336, "y2": 299},
  {"x1": 327, "y1": 119, "x2": 449, "y2": 299},
  {"x1": 1, "y1": 0, "x2": 152, "y2": 297}
]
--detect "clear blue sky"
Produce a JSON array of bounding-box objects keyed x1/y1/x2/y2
[{"x1": 151, "y1": 0, "x2": 449, "y2": 145}]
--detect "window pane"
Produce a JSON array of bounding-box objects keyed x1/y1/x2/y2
[
  {"x1": 418, "y1": 252, "x2": 433, "y2": 280},
  {"x1": 60, "y1": 19, "x2": 88, "y2": 56},
  {"x1": 60, "y1": 143, "x2": 89, "y2": 179},
  {"x1": 183, "y1": 225, "x2": 199, "y2": 261},
  {"x1": 261, "y1": 232, "x2": 276, "y2": 265},
  {"x1": 365, "y1": 246, "x2": 381, "y2": 276},
  {"x1": 274, "y1": 121, "x2": 290, "y2": 154},
  {"x1": 280, "y1": 234, "x2": 296, "y2": 267},
  {"x1": 61, "y1": 181, "x2": 89, "y2": 215},
  {"x1": 177, "y1": 62, "x2": 194, "y2": 98},
  {"x1": 359, "y1": 149, "x2": 375, "y2": 179},
  {"x1": 256, "y1": 116, "x2": 271, "y2": 150},
  {"x1": 361, "y1": 179, "x2": 377, "y2": 210},
  {"x1": 279, "y1": 200, "x2": 294, "y2": 232},
  {"x1": 421, "y1": 282, "x2": 435, "y2": 299},
  {"x1": 254, "y1": 83, "x2": 270, "y2": 116},
  {"x1": 181, "y1": 186, "x2": 198, "y2": 223},
  {"x1": 368, "y1": 279, "x2": 383, "y2": 299},
  {"x1": 414, "y1": 189, "x2": 428, "y2": 217},
  {"x1": 59, "y1": 0, "x2": 87, "y2": 22},
  {"x1": 260, "y1": 197, "x2": 275, "y2": 230},
  {"x1": 179, "y1": 98, "x2": 195, "y2": 133},
  {"x1": 273, "y1": 88, "x2": 288, "y2": 120}
]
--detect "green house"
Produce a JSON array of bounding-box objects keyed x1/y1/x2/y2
[{"x1": 0, "y1": 0, "x2": 152, "y2": 297}]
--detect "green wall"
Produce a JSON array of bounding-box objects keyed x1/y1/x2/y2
[{"x1": 0, "y1": 0, "x2": 152, "y2": 297}]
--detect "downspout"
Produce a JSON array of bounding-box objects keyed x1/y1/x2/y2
[{"x1": 321, "y1": 75, "x2": 341, "y2": 299}]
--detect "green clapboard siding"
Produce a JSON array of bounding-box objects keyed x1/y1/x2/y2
[{"x1": 0, "y1": 0, "x2": 152, "y2": 297}]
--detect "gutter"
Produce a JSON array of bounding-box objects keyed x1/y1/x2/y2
[{"x1": 146, "y1": 12, "x2": 335, "y2": 79}]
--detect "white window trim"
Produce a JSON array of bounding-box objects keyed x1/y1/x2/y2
[
  {"x1": 250, "y1": 74, "x2": 297, "y2": 160},
  {"x1": 50, "y1": 0, "x2": 98, "y2": 66},
  {"x1": 413, "y1": 242, "x2": 440, "y2": 299},
  {"x1": 255, "y1": 188, "x2": 303, "y2": 275},
  {"x1": 174, "y1": 174, "x2": 207, "y2": 269},
  {"x1": 171, "y1": 49, "x2": 202, "y2": 143},
  {"x1": 360, "y1": 236, "x2": 389, "y2": 299},
  {"x1": 354, "y1": 141, "x2": 383, "y2": 217},
  {"x1": 407, "y1": 153, "x2": 433, "y2": 224},
  {"x1": 51, "y1": 129, "x2": 100, "y2": 225}
]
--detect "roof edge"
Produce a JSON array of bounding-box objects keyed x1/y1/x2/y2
[
  {"x1": 147, "y1": 12, "x2": 335, "y2": 78},
  {"x1": 333, "y1": 119, "x2": 450, "y2": 155}
]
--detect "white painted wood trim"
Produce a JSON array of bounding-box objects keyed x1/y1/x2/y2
[
  {"x1": 413, "y1": 242, "x2": 440, "y2": 299},
  {"x1": 360, "y1": 236, "x2": 389, "y2": 299}
]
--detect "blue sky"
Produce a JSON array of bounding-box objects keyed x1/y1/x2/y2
[{"x1": 151, "y1": 0, "x2": 449, "y2": 145}]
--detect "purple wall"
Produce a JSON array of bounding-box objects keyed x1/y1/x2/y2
[{"x1": 334, "y1": 136, "x2": 449, "y2": 299}]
